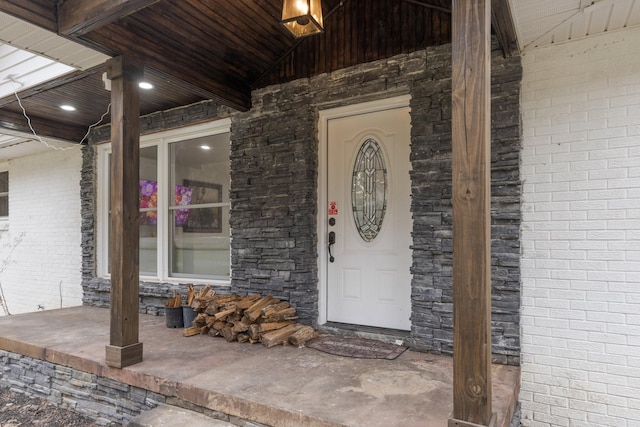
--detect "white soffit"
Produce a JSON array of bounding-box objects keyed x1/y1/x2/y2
[
  {"x1": 509, "y1": 0, "x2": 640, "y2": 51},
  {"x1": 0, "y1": 130, "x2": 76, "y2": 162},
  {"x1": 0, "y1": 12, "x2": 108, "y2": 158},
  {"x1": 0, "y1": 11, "x2": 109, "y2": 99}
]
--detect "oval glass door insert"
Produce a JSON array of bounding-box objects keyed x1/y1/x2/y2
[{"x1": 351, "y1": 138, "x2": 387, "y2": 242}]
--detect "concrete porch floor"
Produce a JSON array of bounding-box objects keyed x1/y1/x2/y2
[{"x1": 0, "y1": 307, "x2": 519, "y2": 426}]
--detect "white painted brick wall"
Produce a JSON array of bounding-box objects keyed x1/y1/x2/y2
[
  {"x1": 521, "y1": 27, "x2": 640, "y2": 427},
  {"x1": 0, "y1": 147, "x2": 83, "y2": 315}
]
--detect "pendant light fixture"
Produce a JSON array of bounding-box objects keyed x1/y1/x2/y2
[{"x1": 281, "y1": 0, "x2": 324, "y2": 38}]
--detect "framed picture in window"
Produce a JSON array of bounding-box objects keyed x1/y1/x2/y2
[{"x1": 183, "y1": 180, "x2": 222, "y2": 233}]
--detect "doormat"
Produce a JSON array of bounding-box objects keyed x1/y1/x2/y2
[{"x1": 306, "y1": 336, "x2": 408, "y2": 360}]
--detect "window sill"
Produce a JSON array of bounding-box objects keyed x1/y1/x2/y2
[{"x1": 100, "y1": 274, "x2": 231, "y2": 288}]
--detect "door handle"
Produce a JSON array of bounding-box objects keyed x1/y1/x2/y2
[{"x1": 328, "y1": 231, "x2": 335, "y2": 263}]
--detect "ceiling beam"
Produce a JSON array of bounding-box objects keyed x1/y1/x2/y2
[
  {"x1": 0, "y1": 1, "x2": 57, "y2": 32},
  {"x1": 0, "y1": 110, "x2": 87, "y2": 143},
  {"x1": 144, "y1": 64, "x2": 251, "y2": 112},
  {"x1": 75, "y1": 27, "x2": 252, "y2": 110},
  {"x1": 491, "y1": 0, "x2": 519, "y2": 56},
  {"x1": 58, "y1": 0, "x2": 162, "y2": 36}
]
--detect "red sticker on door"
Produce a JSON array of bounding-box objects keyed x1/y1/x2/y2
[{"x1": 328, "y1": 201, "x2": 338, "y2": 216}]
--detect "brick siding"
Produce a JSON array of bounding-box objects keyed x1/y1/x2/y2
[
  {"x1": 519, "y1": 27, "x2": 640, "y2": 426},
  {"x1": 0, "y1": 149, "x2": 83, "y2": 314}
]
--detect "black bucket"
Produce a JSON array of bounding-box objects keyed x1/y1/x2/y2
[
  {"x1": 165, "y1": 307, "x2": 184, "y2": 328},
  {"x1": 182, "y1": 306, "x2": 198, "y2": 327}
]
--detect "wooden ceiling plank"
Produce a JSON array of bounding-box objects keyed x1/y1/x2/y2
[
  {"x1": 402, "y1": 0, "x2": 451, "y2": 14},
  {"x1": 194, "y1": 1, "x2": 291, "y2": 62},
  {"x1": 364, "y1": 0, "x2": 373, "y2": 63},
  {"x1": 387, "y1": 1, "x2": 396, "y2": 57},
  {"x1": 403, "y1": 1, "x2": 415, "y2": 52},
  {"x1": 0, "y1": 65, "x2": 106, "y2": 109},
  {"x1": 148, "y1": 5, "x2": 274, "y2": 73},
  {"x1": 146, "y1": 62, "x2": 250, "y2": 111},
  {"x1": 0, "y1": 109, "x2": 87, "y2": 143},
  {"x1": 491, "y1": 0, "x2": 520, "y2": 56},
  {"x1": 349, "y1": 0, "x2": 358, "y2": 70},
  {"x1": 137, "y1": 69, "x2": 206, "y2": 115},
  {"x1": 217, "y1": 0, "x2": 281, "y2": 37},
  {"x1": 336, "y1": 0, "x2": 345, "y2": 70},
  {"x1": 249, "y1": 0, "x2": 283, "y2": 19},
  {"x1": 85, "y1": 27, "x2": 251, "y2": 110},
  {"x1": 58, "y1": 0, "x2": 161, "y2": 36},
  {"x1": 114, "y1": 6, "x2": 262, "y2": 82},
  {"x1": 257, "y1": 0, "x2": 453, "y2": 87},
  {"x1": 1, "y1": 71, "x2": 111, "y2": 130}
]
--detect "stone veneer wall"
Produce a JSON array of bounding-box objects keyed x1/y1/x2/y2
[
  {"x1": 0, "y1": 350, "x2": 267, "y2": 426},
  {"x1": 81, "y1": 41, "x2": 521, "y2": 363},
  {"x1": 0, "y1": 350, "x2": 165, "y2": 425},
  {"x1": 229, "y1": 41, "x2": 522, "y2": 363},
  {"x1": 228, "y1": 80, "x2": 319, "y2": 324},
  {"x1": 408, "y1": 44, "x2": 522, "y2": 363}
]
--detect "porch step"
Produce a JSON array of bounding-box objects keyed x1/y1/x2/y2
[{"x1": 129, "y1": 404, "x2": 236, "y2": 427}]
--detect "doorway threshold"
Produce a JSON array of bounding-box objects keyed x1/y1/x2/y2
[{"x1": 318, "y1": 322, "x2": 411, "y2": 346}]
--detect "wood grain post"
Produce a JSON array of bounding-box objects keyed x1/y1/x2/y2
[
  {"x1": 105, "y1": 55, "x2": 144, "y2": 368},
  {"x1": 449, "y1": 0, "x2": 495, "y2": 426}
]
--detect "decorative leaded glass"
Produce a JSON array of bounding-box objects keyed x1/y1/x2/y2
[{"x1": 351, "y1": 138, "x2": 387, "y2": 242}]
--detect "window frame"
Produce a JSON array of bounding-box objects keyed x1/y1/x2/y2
[
  {"x1": 97, "y1": 119, "x2": 232, "y2": 285},
  {"x1": 0, "y1": 170, "x2": 8, "y2": 227}
]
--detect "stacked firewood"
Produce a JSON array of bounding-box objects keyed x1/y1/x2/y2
[
  {"x1": 181, "y1": 286, "x2": 316, "y2": 348},
  {"x1": 165, "y1": 290, "x2": 182, "y2": 308}
]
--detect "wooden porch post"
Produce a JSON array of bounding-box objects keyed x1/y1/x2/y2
[
  {"x1": 105, "y1": 55, "x2": 144, "y2": 368},
  {"x1": 449, "y1": 0, "x2": 494, "y2": 426}
]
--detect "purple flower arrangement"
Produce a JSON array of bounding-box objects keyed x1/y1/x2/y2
[{"x1": 139, "y1": 179, "x2": 192, "y2": 226}]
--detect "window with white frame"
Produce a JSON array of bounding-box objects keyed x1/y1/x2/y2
[
  {"x1": 98, "y1": 121, "x2": 231, "y2": 282},
  {"x1": 0, "y1": 171, "x2": 8, "y2": 218}
]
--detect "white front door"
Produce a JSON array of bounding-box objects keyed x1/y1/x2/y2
[{"x1": 324, "y1": 104, "x2": 412, "y2": 331}]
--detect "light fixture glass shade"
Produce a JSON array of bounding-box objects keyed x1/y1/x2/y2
[{"x1": 281, "y1": 0, "x2": 324, "y2": 38}]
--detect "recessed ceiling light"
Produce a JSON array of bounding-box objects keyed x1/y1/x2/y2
[
  {"x1": 139, "y1": 82, "x2": 153, "y2": 90},
  {"x1": 60, "y1": 105, "x2": 76, "y2": 111},
  {"x1": 200, "y1": 145, "x2": 211, "y2": 150}
]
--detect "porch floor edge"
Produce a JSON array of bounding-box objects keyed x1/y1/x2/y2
[{"x1": 0, "y1": 306, "x2": 520, "y2": 427}]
